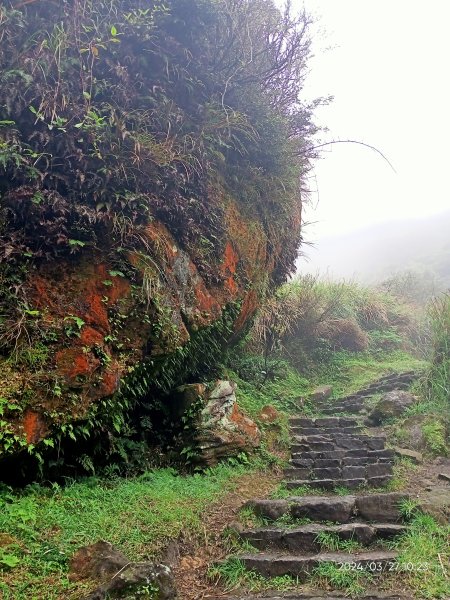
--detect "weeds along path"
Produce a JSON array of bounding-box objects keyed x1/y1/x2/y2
[
  {"x1": 207, "y1": 372, "x2": 449, "y2": 600},
  {"x1": 173, "y1": 471, "x2": 282, "y2": 600}
]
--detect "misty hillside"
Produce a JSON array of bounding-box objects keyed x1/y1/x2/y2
[{"x1": 300, "y1": 210, "x2": 450, "y2": 288}]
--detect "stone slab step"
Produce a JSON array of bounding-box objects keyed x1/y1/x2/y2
[
  {"x1": 291, "y1": 437, "x2": 385, "y2": 453},
  {"x1": 240, "y1": 522, "x2": 405, "y2": 552},
  {"x1": 290, "y1": 426, "x2": 360, "y2": 436},
  {"x1": 290, "y1": 455, "x2": 394, "y2": 468},
  {"x1": 238, "y1": 550, "x2": 398, "y2": 578},
  {"x1": 212, "y1": 595, "x2": 411, "y2": 600},
  {"x1": 289, "y1": 417, "x2": 360, "y2": 428},
  {"x1": 292, "y1": 433, "x2": 386, "y2": 444},
  {"x1": 285, "y1": 476, "x2": 391, "y2": 490},
  {"x1": 319, "y1": 405, "x2": 365, "y2": 415},
  {"x1": 245, "y1": 492, "x2": 408, "y2": 523},
  {"x1": 284, "y1": 463, "x2": 393, "y2": 480}
]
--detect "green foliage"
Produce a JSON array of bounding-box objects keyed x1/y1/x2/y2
[
  {"x1": 398, "y1": 498, "x2": 421, "y2": 521},
  {"x1": 393, "y1": 512, "x2": 450, "y2": 598},
  {"x1": 312, "y1": 562, "x2": 373, "y2": 597},
  {"x1": 208, "y1": 557, "x2": 296, "y2": 593},
  {"x1": 421, "y1": 421, "x2": 448, "y2": 457},
  {"x1": 0, "y1": 0, "x2": 320, "y2": 283},
  {"x1": 270, "y1": 483, "x2": 325, "y2": 499},
  {"x1": 247, "y1": 275, "x2": 422, "y2": 374},
  {"x1": 384, "y1": 457, "x2": 418, "y2": 491},
  {"x1": 0, "y1": 463, "x2": 253, "y2": 598},
  {"x1": 420, "y1": 293, "x2": 450, "y2": 413},
  {"x1": 314, "y1": 531, "x2": 361, "y2": 553}
]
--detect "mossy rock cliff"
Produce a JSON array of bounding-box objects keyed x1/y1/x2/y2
[{"x1": 0, "y1": 0, "x2": 317, "y2": 460}]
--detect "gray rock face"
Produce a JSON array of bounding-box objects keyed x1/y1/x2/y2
[
  {"x1": 367, "y1": 390, "x2": 416, "y2": 425},
  {"x1": 355, "y1": 493, "x2": 408, "y2": 522},
  {"x1": 394, "y1": 447, "x2": 423, "y2": 464},
  {"x1": 310, "y1": 385, "x2": 333, "y2": 402},
  {"x1": 194, "y1": 380, "x2": 260, "y2": 466},
  {"x1": 69, "y1": 541, "x2": 177, "y2": 599}
]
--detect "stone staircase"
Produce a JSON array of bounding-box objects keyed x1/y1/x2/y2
[
  {"x1": 314, "y1": 371, "x2": 418, "y2": 415},
  {"x1": 214, "y1": 417, "x2": 407, "y2": 600},
  {"x1": 212, "y1": 382, "x2": 415, "y2": 599},
  {"x1": 286, "y1": 417, "x2": 394, "y2": 490},
  {"x1": 235, "y1": 416, "x2": 404, "y2": 581}
]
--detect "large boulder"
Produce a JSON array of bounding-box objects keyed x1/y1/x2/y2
[
  {"x1": 69, "y1": 541, "x2": 176, "y2": 599},
  {"x1": 0, "y1": 0, "x2": 306, "y2": 464},
  {"x1": 193, "y1": 380, "x2": 260, "y2": 466},
  {"x1": 367, "y1": 390, "x2": 416, "y2": 425}
]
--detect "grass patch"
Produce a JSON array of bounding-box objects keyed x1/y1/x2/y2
[
  {"x1": 312, "y1": 562, "x2": 373, "y2": 597},
  {"x1": 421, "y1": 421, "x2": 448, "y2": 457},
  {"x1": 393, "y1": 512, "x2": 450, "y2": 598},
  {"x1": 314, "y1": 531, "x2": 362, "y2": 553},
  {"x1": 227, "y1": 364, "x2": 310, "y2": 418},
  {"x1": 0, "y1": 464, "x2": 254, "y2": 599},
  {"x1": 208, "y1": 557, "x2": 297, "y2": 593},
  {"x1": 310, "y1": 350, "x2": 426, "y2": 398},
  {"x1": 384, "y1": 457, "x2": 418, "y2": 491},
  {"x1": 270, "y1": 483, "x2": 326, "y2": 499}
]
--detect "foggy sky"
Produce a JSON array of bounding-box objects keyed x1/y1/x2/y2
[{"x1": 297, "y1": 0, "x2": 450, "y2": 249}]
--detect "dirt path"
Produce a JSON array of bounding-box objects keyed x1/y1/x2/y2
[{"x1": 172, "y1": 471, "x2": 282, "y2": 600}]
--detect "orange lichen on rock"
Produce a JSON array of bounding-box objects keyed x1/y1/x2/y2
[
  {"x1": 96, "y1": 365, "x2": 121, "y2": 398},
  {"x1": 55, "y1": 347, "x2": 100, "y2": 384},
  {"x1": 234, "y1": 289, "x2": 258, "y2": 332},
  {"x1": 189, "y1": 261, "x2": 222, "y2": 320},
  {"x1": 220, "y1": 242, "x2": 239, "y2": 295},
  {"x1": 23, "y1": 410, "x2": 47, "y2": 444},
  {"x1": 230, "y1": 402, "x2": 260, "y2": 444},
  {"x1": 259, "y1": 405, "x2": 279, "y2": 423},
  {"x1": 79, "y1": 326, "x2": 104, "y2": 346}
]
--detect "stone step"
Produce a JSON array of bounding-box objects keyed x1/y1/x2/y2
[
  {"x1": 240, "y1": 522, "x2": 405, "y2": 552},
  {"x1": 284, "y1": 463, "x2": 393, "y2": 481},
  {"x1": 290, "y1": 426, "x2": 360, "y2": 436},
  {"x1": 291, "y1": 448, "x2": 394, "y2": 462},
  {"x1": 213, "y1": 595, "x2": 412, "y2": 600},
  {"x1": 238, "y1": 549, "x2": 398, "y2": 579},
  {"x1": 291, "y1": 437, "x2": 385, "y2": 452},
  {"x1": 290, "y1": 454, "x2": 394, "y2": 468},
  {"x1": 288, "y1": 417, "x2": 360, "y2": 428},
  {"x1": 285, "y1": 475, "x2": 391, "y2": 490},
  {"x1": 319, "y1": 405, "x2": 366, "y2": 415},
  {"x1": 292, "y1": 433, "x2": 386, "y2": 444},
  {"x1": 245, "y1": 492, "x2": 407, "y2": 523}
]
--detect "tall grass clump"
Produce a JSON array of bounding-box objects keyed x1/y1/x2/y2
[
  {"x1": 246, "y1": 275, "x2": 420, "y2": 373},
  {"x1": 422, "y1": 293, "x2": 450, "y2": 412}
]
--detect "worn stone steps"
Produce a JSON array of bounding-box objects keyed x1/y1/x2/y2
[
  {"x1": 216, "y1": 377, "x2": 412, "y2": 597},
  {"x1": 284, "y1": 464, "x2": 393, "y2": 483},
  {"x1": 285, "y1": 476, "x2": 390, "y2": 490},
  {"x1": 292, "y1": 433, "x2": 386, "y2": 445},
  {"x1": 291, "y1": 437, "x2": 386, "y2": 453},
  {"x1": 291, "y1": 448, "x2": 395, "y2": 461},
  {"x1": 246, "y1": 493, "x2": 407, "y2": 523},
  {"x1": 318, "y1": 404, "x2": 366, "y2": 415},
  {"x1": 239, "y1": 522, "x2": 405, "y2": 552},
  {"x1": 289, "y1": 417, "x2": 360, "y2": 428},
  {"x1": 290, "y1": 454, "x2": 394, "y2": 468},
  {"x1": 290, "y1": 426, "x2": 360, "y2": 436},
  {"x1": 213, "y1": 594, "x2": 411, "y2": 599},
  {"x1": 238, "y1": 550, "x2": 398, "y2": 579},
  {"x1": 313, "y1": 372, "x2": 419, "y2": 413}
]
